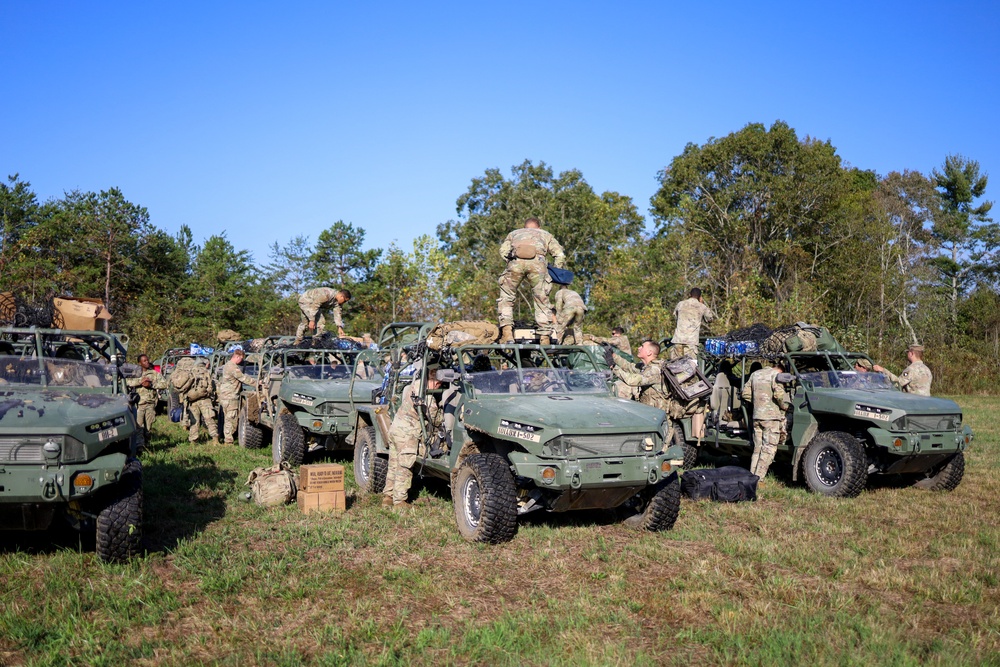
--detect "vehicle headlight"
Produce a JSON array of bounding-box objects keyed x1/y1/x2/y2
[{"x1": 85, "y1": 416, "x2": 126, "y2": 433}]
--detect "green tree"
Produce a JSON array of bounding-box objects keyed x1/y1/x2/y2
[
  {"x1": 265, "y1": 234, "x2": 315, "y2": 297},
  {"x1": 311, "y1": 221, "x2": 382, "y2": 287},
  {"x1": 0, "y1": 174, "x2": 40, "y2": 283},
  {"x1": 930, "y1": 155, "x2": 996, "y2": 328}
]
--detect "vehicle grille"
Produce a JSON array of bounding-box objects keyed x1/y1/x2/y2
[
  {"x1": 892, "y1": 414, "x2": 961, "y2": 432},
  {"x1": 547, "y1": 433, "x2": 654, "y2": 457},
  {"x1": 0, "y1": 438, "x2": 45, "y2": 462}
]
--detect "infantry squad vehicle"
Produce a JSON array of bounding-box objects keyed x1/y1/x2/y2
[
  {"x1": 681, "y1": 340, "x2": 973, "y2": 498},
  {"x1": 352, "y1": 323, "x2": 686, "y2": 543},
  {"x1": 0, "y1": 328, "x2": 144, "y2": 562},
  {"x1": 237, "y1": 344, "x2": 381, "y2": 465}
]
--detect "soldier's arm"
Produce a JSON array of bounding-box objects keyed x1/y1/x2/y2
[
  {"x1": 153, "y1": 371, "x2": 168, "y2": 390},
  {"x1": 772, "y1": 377, "x2": 790, "y2": 411},
  {"x1": 499, "y1": 235, "x2": 513, "y2": 260},
  {"x1": 741, "y1": 376, "x2": 753, "y2": 402},
  {"x1": 702, "y1": 304, "x2": 716, "y2": 323},
  {"x1": 333, "y1": 303, "x2": 344, "y2": 329},
  {"x1": 548, "y1": 236, "x2": 566, "y2": 269}
]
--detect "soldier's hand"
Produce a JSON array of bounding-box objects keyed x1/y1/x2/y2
[
  {"x1": 872, "y1": 364, "x2": 885, "y2": 372},
  {"x1": 141, "y1": 378, "x2": 152, "y2": 388},
  {"x1": 308, "y1": 321, "x2": 316, "y2": 330},
  {"x1": 337, "y1": 327, "x2": 345, "y2": 337}
]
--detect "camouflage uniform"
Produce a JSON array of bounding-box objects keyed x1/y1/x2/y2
[
  {"x1": 613, "y1": 356, "x2": 681, "y2": 446},
  {"x1": 217, "y1": 358, "x2": 256, "y2": 444},
  {"x1": 883, "y1": 360, "x2": 932, "y2": 396},
  {"x1": 127, "y1": 368, "x2": 166, "y2": 432},
  {"x1": 296, "y1": 287, "x2": 345, "y2": 340},
  {"x1": 384, "y1": 383, "x2": 442, "y2": 505},
  {"x1": 671, "y1": 297, "x2": 715, "y2": 360},
  {"x1": 553, "y1": 287, "x2": 586, "y2": 345},
  {"x1": 741, "y1": 366, "x2": 789, "y2": 479},
  {"x1": 182, "y1": 363, "x2": 218, "y2": 443},
  {"x1": 497, "y1": 227, "x2": 566, "y2": 336}
]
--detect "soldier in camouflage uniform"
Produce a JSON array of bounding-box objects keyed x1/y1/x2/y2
[
  {"x1": 589, "y1": 326, "x2": 632, "y2": 355},
  {"x1": 612, "y1": 340, "x2": 682, "y2": 446},
  {"x1": 497, "y1": 218, "x2": 566, "y2": 345},
  {"x1": 671, "y1": 288, "x2": 715, "y2": 360},
  {"x1": 295, "y1": 287, "x2": 352, "y2": 343},
  {"x1": 552, "y1": 285, "x2": 586, "y2": 345},
  {"x1": 741, "y1": 360, "x2": 790, "y2": 480},
  {"x1": 126, "y1": 354, "x2": 166, "y2": 439},
  {"x1": 383, "y1": 369, "x2": 445, "y2": 508},
  {"x1": 873, "y1": 344, "x2": 932, "y2": 396},
  {"x1": 181, "y1": 359, "x2": 219, "y2": 444},
  {"x1": 217, "y1": 347, "x2": 257, "y2": 444}
]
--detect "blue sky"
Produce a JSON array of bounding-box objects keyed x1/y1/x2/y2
[{"x1": 3, "y1": 1, "x2": 998, "y2": 266}]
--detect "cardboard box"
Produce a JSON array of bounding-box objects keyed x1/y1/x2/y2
[
  {"x1": 299, "y1": 463, "x2": 344, "y2": 493},
  {"x1": 298, "y1": 490, "x2": 346, "y2": 515},
  {"x1": 53, "y1": 296, "x2": 112, "y2": 331}
]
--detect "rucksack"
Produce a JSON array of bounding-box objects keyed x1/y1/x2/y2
[
  {"x1": 246, "y1": 463, "x2": 298, "y2": 507},
  {"x1": 682, "y1": 466, "x2": 759, "y2": 502},
  {"x1": 184, "y1": 364, "x2": 212, "y2": 402}
]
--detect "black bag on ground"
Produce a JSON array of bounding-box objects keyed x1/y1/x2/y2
[{"x1": 682, "y1": 466, "x2": 759, "y2": 502}]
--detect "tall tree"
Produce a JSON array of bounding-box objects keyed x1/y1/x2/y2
[
  {"x1": 265, "y1": 234, "x2": 315, "y2": 297},
  {"x1": 0, "y1": 174, "x2": 40, "y2": 282},
  {"x1": 311, "y1": 221, "x2": 382, "y2": 287},
  {"x1": 929, "y1": 155, "x2": 996, "y2": 328}
]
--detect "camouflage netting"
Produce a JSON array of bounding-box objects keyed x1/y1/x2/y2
[
  {"x1": 275, "y1": 332, "x2": 366, "y2": 351},
  {"x1": 0, "y1": 294, "x2": 60, "y2": 328},
  {"x1": 713, "y1": 322, "x2": 823, "y2": 358}
]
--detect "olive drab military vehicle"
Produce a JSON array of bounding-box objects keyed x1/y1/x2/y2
[
  {"x1": 237, "y1": 343, "x2": 381, "y2": 466},
  {"x1": 681, "y1": 336, "x2": 974, "y2": 498},
  {"x1": 0, "y1": 328, "x2": 144, "y2": 562},
  {"x1": 352, "y1": 322, "x2": 686, "y2": 543}
]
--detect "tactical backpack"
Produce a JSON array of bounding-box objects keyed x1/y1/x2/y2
[
  {"x1": 184, "y1": 364, "x2": 213, "y2": 402},
  {"x1": 246, "y1": 462, "x2": 298, "y2": 507}
]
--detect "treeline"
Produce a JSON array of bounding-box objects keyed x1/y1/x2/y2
[{"x1": 2, "y1": 120, "x2": 996, "y2": 393}]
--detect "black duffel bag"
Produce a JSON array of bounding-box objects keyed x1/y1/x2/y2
[{"x1": 682, "y1": 466, "x2": 759, "y2": 502}]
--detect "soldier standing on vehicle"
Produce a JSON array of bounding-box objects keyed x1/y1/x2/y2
[
  {"x1": 873, "y1": 344, "x2": 932, "y2": 396},
  {"x1": 671, "y1": 288, "x2": 715, "y2": 360},
  {"x1": 552, "y1": 285, "x2": 586, "y2": 345},
  {"x1": 126, "y1": 354, "x2": 166, "y2": 440},
  {"x1": 497, "y1": 217, "x2": 566, "y2": 345},
  {"x1": 383, "y1": 368, "x2": 445, "y2": 509},
  {"x1": 612, "y1": 340, "x2": 681, "y2": 445},
  {"x1": 741, "y1": 359, "x2": 790, "y2": 481},
  {"x1": 217, "y1": 346, "x2": 257, "y2": 444},
  {"x1": 181, "y1": 359, "x2": 219, "y2": 445},
  {"x1": 295, "y1": 287, "x2": 352, "y2": 343}
]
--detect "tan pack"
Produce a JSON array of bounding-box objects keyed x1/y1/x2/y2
[
  {"x1": 513, "y1": 241, "x2": 538, "y2": 259},
  {"x1": 425, "y1": 321, "x2": 499, "y2": 350},
  {"x1": 217, "y1": 329, "x2": 241, "y2": 343},
  {"x1": 246, "y1": 462, "x2": 298, "y2": 507}
]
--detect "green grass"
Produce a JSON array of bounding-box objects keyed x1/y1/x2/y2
[{"x1": 2, "y1": 396, "x2": 999, "y2": 666}]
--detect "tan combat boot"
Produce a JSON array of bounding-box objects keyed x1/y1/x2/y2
[
  {"x1": 499, "y1": 325, "x2": 513, "y2": 344},
  {"x1": 381, "y1": 495, "x2": 394, "y2": 507}
]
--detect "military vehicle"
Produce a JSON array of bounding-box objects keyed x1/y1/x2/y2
[
  {"x1": 680, "y1": 336, "x2": 973, "y2": 498},
  {"x1": 237, "y1": 343, "x2": 381, "y2": 465},
  {"x1": 352, "y1": 323, "x2": 686, "y2": 543},
  {"x1": 0, "y1": 328, "x2": 144, "y2": 562}
]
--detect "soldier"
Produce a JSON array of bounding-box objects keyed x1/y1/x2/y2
[
  {"x1": 741, "y1": 359, "x2": 790, "y2": 481},
  {"x1": 552, "y1": 285, "x2": 586, "y2": 345},
  {"x1": 126, "y1": 354, "x2": 166, "y2": 440},
  {"x1": 497, "y1": 217, "x2": 566, "y2": 345},
  {"x1": 588, "y1": 326, "x2": 632, "y2": 355},
  {"x1": 873, "y1": 344, "x2": 932, "y2": 396},
  {"x1": 217, "y1": 346, "x2": 257, "y2": 444},
  {"x1": 180, "y1": 359, "x2": 219, "y2": 444},
  {"x1": 671, "y1": 288, "x2": 715, "y2": 360},
  {"x1": 612, "y1": 340, "x2": 681, "y2": 445},
  {"x1": 383, "y1": 367, "x2": 445, "y2": 509},
  {"x1": 295, "y1": 287, "x2": 352, "y2": 343}
]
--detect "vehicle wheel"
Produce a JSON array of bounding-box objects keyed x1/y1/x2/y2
[
  {"x1": 239, "y1": 401, "x2": 265, "y2": 449},
  {"x1": 913, "y1": 452, "x2": 965, "y2": 491},
  {"x1": 674, "y1": 426, "x2": 698, "y2": 469},
  {"x1": 453, "y1": 453, "x2": 518, "y2": 543},
  {"x1": 625, "y1": 473, "x2": 681, "y2": 532},
  {"x1": 802, "y1": 431, "x2": 868, "y2": 498},
  {"x1": 96, "y1": 458, "x2": 143, "y2": 563},
  {"x1": 272, "y1": 410, "x2": 305, "y2": 466},
  {"x1": 353, "y1": 426, "x2": 387, "y2": 494}
]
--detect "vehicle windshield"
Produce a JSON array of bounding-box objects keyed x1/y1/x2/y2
[
  {"x1": 800, "y1": 370, "x2": 895, "y2": 390},
  {"x1": 0, "y1": 355, "x2": 117, "y2": 388},
  {"x1": 466, "y1": 368, "x2": 609, "y2": 395}
]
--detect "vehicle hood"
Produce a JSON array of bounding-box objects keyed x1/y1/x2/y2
[
  {"x1": 281, "y1": 378, "x2": 379, "y2": 403},
  {"x1": 463, "y1": 393, "x2": 666, "y2": 437},
  {"x1": 808, "y1": 388, "x2": 962, "y2": 416}
]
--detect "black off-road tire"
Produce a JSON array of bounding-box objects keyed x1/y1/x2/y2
[
  {"x1": 453, "y1": 453, "x2": 518, "y2": 544},
  {"x1": 913, "y1": 452, "x2": 965, "y2": 492},
  {"x1": 674, "y1": 426, "x2": 698, "y2": 469},
  {"x1": 353, "y1": 426, "x2": 387, "y2": 495},
  {"x1": 272, "y1": 410, "x2": 306, "y2": 466},
  {"x1": 802, "y1": 431, "x2": 868, "y2": 498},
  {"x1": 626, "y1": 473, "x2": 681, "y2": 532},
  {"x1": 238, "y1": 401, "x2": 265, "y2": 449},
  {"x1": 96, "y1": 458, "x2": 143, "y2": 563}
]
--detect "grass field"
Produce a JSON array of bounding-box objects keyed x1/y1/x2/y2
[{"x1": 2, "y1": 396, "x2": 999, "y2": 666}]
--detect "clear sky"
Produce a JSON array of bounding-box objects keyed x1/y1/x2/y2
[{"x1": 3, "y1": 1, "x2": 998, "y2": 266}]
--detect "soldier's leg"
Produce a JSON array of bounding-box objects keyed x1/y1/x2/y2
[
  {"x1": 682, "y1": 345, "x2": 697, "y2": 360},
  {"x1": 204, "y1": 401, "x2": 219, "y2": 440},
  {"x1": 571, "y1": 307, "x2": 584, "y2": 345},
  {"x1": 188, "y1": 404, "x2": 200, "y2": 442},
  {"x1": 315, "y1": 312, "x2": 326, "y2": 337},
  {"x1": 753, "y1": 421, "x2": 782, "y2": 479},
  {"x1": 497, "y1": 267, "x2": 522, "y2": 327},
  {"x1": 749, "y1": 421, "x2": 764, "y2": 474},
  {"x1": 383, "y1": 434, "x2": 398, "y2": 501},
  {"x1": 221, "y1": 399, "x2": 238, "y2": 443},
  {"x1": 553, "y1": 309, "x2": 569, "y2": 345},
  {"x1": 392, "y1": 423, "x2": 420, "y2": 504},
  {"x1": 295, "y1": 306, "x2": 310, "y2": 340},
  {"x1": 526, "y1": 265, "x2": 553, "y2": 335}
]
